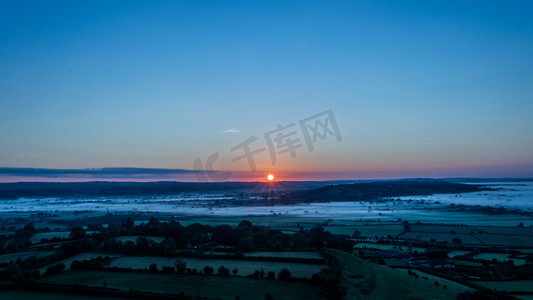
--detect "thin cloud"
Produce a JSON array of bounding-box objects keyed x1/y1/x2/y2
[{"x1": 222, "y1": 128, "x2": 240, "y2": 133}]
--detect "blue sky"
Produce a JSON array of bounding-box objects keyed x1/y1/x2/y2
[{"x1": 1, "y1": 0, "x2": 532, "y2": 180}]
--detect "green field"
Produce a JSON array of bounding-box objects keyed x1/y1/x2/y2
[
  {"x1": 0, "y1": 250, "x2": 55, "y2": 264},
  {"x1": 113, "y1": 235, "x2": 165, "y2": 243},
  {"x1": 476, "y1": 280, "x2": 533, "y2": 293},
  {"x1": 30, "y1": 232, "x2": 71, "y2": 244},
  {"x1": 354, "y1": 242, "x2": 426, "y2": 252},
  {"x1": 401, "y1": 224, "x2": 533, "y2": 247},
  {"x1": 0, "y1": 289, "x2": 129, "y2": 300},
  {"x1": 448, "y1": 259, "x2": 484, "y2": 267},
  {"x1": 447, "y1": 250, "x2": 470, "y2": 258},
  {"x1": 325, "y1": 248, "x2": 473, "y2": 300},
  {"x1": 324, "y1": 223, "x2": 404, "y2": 237},
  {"x1": 38, "y1": 252, "x2": 118, "y2": 274},
  {"x1": 473, "y1": 253, "x2": 526, "y2": 265},
  {"x1": 39, "y1": 270, "x2": 322, "y2": 300},
  {"x1": 107, "y1": 256, "x2": 324, "y2": 278},
  {"x1": 512, "y1": 295, "x2": 533, "y2": 300},
  {"x1": 245, "y1": 251, "x2": 323, "y2": 259}
]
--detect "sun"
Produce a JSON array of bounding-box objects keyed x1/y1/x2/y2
[{"x1": 267, "y1": 173, "x2": 274, "y2": 181}]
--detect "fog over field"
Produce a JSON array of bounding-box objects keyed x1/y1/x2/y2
[{"x1": 1, "y1": 181, "x2": 531, "y2": 214}]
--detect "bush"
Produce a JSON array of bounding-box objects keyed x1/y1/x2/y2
[
  {"x1": 218, "y1": 266, "x2": 230, "y2": 276},
  {"x1": 164, "y1": 238, "x2": 177, "y2": 257},
  {"x1": 149, "y1": 263, "x2": 158, "y2": 273},
  {"x1": 44, "y1": 263, "x2": 65, "y2": 276},
  {"x1": 264, "y1": 292, "x2": 275, "y2": 300},
  {"x1": 175, "y1": 258, "x2": 187, "y2": 273},
  {"x1": 278, "y1": 268, "x2": 291, "y2": 281},
  {"x1": 70, "y1": 260, "x2": 83, "y2": 270},
  {"x1": 266, "y1": 271, "x2": 275, "y2": 280},
  {"x1": 204, "y1": 266, "x2": 214, "y2": 275},
  {"x1": 238, "y1": 236, "x2": 255, "y2": 252},
  {"x1": 162, "y1": 266, "x2": 175, "y2": 274}
]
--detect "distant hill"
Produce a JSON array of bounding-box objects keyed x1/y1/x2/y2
[
  {"x1": 0, "y1": 167, "x2": 198, "y2": 175},
  {"x1": 0, "y1": 181, "x2": 329, "y2": 200},
  {"x1": 0, "y1": 179, "x2": 490, "y2": 201},
  {"x1": 297, "y1": 180, "x2": 490, "y2": 203}
]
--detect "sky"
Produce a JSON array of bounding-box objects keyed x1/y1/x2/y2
[{"x1": 1, "y1": 0, "x2": 532, "y2": 181}]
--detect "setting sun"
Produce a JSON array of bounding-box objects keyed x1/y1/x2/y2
[{"x1": 267, "y1": 174, "x2": 274, "y2": 181}]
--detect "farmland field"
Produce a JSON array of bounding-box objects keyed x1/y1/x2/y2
[
  {"x1": 245, "y1": 251, "x2": 323, "y2": 259},
  {"x1": 38, "y1": 252, "x2": 119, "y2": 274},
  {"x1": 112, "y1": 235, "x2": 165, "y2": 243},
  {"x1": 324, "y1": 223, "x2": 404, "y2": 237},
  {"x1": 0, "y1": 289, "x2": 130, "y2": 300},
  {"x1": 107, "y1": 256, "x2": 325, "y2": 278},
  {"x1": 325, "y1": 248, "x2": 473, "y2": 299},
  {"x1": 401, "y1": 224, "x2": 533, "y2": 247},
  {"x1": 473, "y1": 253, "x2": 527, "y2": 265},
  {"x1": 447, "y1": 250, "x2": 470, "y2": 258},
  {"x1": 39, "y1": 270, "x2": 322, "y2": 300},
  {"x1": 476, "y1": 280, "x2": 533, "y2": 292},
  {"x1": 29, "y1": 232, "x2": 70, "y2": 243},
  {"x1": 354, "y1": 242, "x2": 426, "y2": 252},
  {"x1": 0, "y1": 250, "x2": 55, "y2": 264}
]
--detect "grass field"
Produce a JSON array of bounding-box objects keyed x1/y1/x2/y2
[
  {"x1": 325, "y1": 248, "x2": 473, "y2": 300},
  {"x1": 30, "y1": 232, "x2": 71, "y2": 244},
  {"x1": 0, "y1": 290, "x2": 130, "y2": 300},
  {"x1": 245, "y1": 251, "x2": 323, "y2": 259},
  {"x1": 0, "y1": 250, "x2": 55, "y2": 264},
  {"x1": 473, "y1": 253, "x2": 526, "y2": 265},
  {"x1": 448, "y1": 259, "x2": 484, "y2": 267},
  {"x1": 39, "y1": 270, "x2": 322, "y2": 300},
  {"x1": 354, "y1": 242, "x2": 426, "y2": 253},
  {"x1": 113, "y1": 235, "x2": 165, "y2": 243},
  {"x1": 107, "y1": 256, "x2": 324, "y2": 278},
  {"x1": 476, "y1": 280, "x2": 533, "y2": 292},
  {"x1": 512, "y1": 295, "x2": 533, "y2": 300},
  {"x1": 402, "y1": 224, "x2": 533, "y2": 247},
  {"x1": 324, "y1": 223, "x2": 405, "y2": 237},
  {"x1": 447, "y1": 250, "x2": 470, "y2": 258},
  {"x1": 38, "y1": 252, "x2": 118, "y2": 274}
]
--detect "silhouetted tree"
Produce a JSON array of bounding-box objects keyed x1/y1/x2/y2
[
  {"x1": 278, "y1": 268, "x2": 291, "y2": 281},
  {"x1": 164, "y1": 238, "x2": 177, "y2": 257},
  {"x1": 203, "y1": 266, "x2": 214, "y2": 275},
  {"x1": 218, "y1": 266, "x2": 230, "y2": 276},
  {"x1": 238, "y1": 236, "x2": 255, "y2": 252},
  {"x1": 175, "y1": 258, "x2": 187, "y2": 273}
]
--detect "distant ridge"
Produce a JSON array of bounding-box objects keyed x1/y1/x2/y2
[
  {"x1": 443, "y1": 177, "x2": 533, "y2": 182},
  {"x1": 0, "y1": 179, "x2": 491, "y2": 201},
  {"x1": 0, "y1": 167, "x2": 199, "y2": 176}
]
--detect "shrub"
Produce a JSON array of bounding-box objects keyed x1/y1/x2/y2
[
  {"x1": 218, "y1": 266, "x2": 230, "y2": 276},
  {"x1": 278, "y1": 268, "x2": 291, "y2": 281},
  {"x1": 149, "y1": 263, "x2": 158, "y2": 273},
  {"x1": 162, "y1": 266, "x2": 175, "y2": 274},
  {"x1": 175, "y1": 258, "x2": 187, "y2": 273},
  {"x1": 204, "y1": 266, "x2": 214, "y2": 275},
  {"x1": 266, "y1": 271, "x2": 275, "y2": 280},
  {"x1": 264, "y1": 293, "x2": 275, "y2": 300}
]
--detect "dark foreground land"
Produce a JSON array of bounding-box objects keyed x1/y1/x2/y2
[{"x1": 0, "y1": 180, "x2": 532, "y2": 299}]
